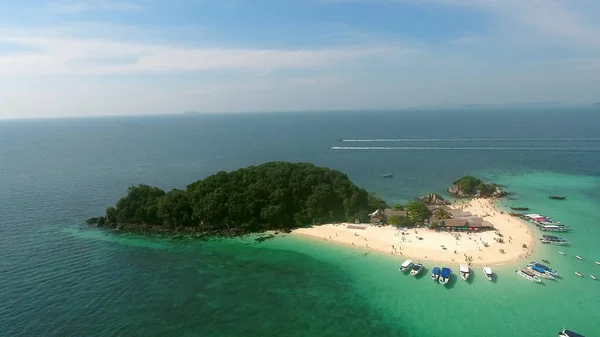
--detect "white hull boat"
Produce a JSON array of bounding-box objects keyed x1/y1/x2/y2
[
  {"x1": 431, "y1": 267, "x2": 441, "y2": 281},
  {"x1": 558, "y1": 328, "x2": 585, "y2": 337},
  {"x1": 459, "y1": 264, "x2": 470, "y2": 281},
  {"x1": 400, "y1": 259, "x2": 413, "y2": 272},
  {"x1": 591, "y1": 275, "x2": 597, "y2": 280},
  {"x1": 410, "y1": 263, "x2": 424, "y2": 276},
  {"x1": 516, "y1": 268, "x2": 542, "y2": 283},
  {"x1": 575, "y1": 272, "x2": 583, "y2": 277},
  {"x1": 483, "y1": 267, "x2": 493, "y2": 281},
  {"x1": 527, "y1": 266, "x2": 555, "y2": 280},
  {"x1": 528, "y1": 262, "x2": 558, "y2": 276},
  {"x1": 576, "y1": 256, "x2": 583, "y2": 260}
]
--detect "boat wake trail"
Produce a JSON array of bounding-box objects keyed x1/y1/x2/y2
[
  {"x1": 339, "y1": 138, "x2": 600, "y2": 142},
  {"x1": 329, "y1": 146, "x2": 600, "y2": 151}
]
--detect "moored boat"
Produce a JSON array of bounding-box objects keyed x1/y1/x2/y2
[
  {"x1": 559, "y1": 251, "x2": 566, "y2": 255},
  {"x1": 439, "y1": 267, "x2": 451, "y2": 285},
  {"x1": 431, "y1": 267, "x2": 441, "y2": 281},
  {"x1": 575, "y1": 272, "x2": 583, "y2": 277},
  {"x1": 516, "y1": 268, "x2": 542, "y2": 283},
  {"x1": 527, "y1": 265, "x2": 555, "y2": 280},
  {"x1": 540, "y1": 224, "x2": 570, "y2": 232},
  {"x1": 540, "y1": 235, "x2": 570, "y2": 245},
  {"x1": 400, "y1": 259, "x2": 413, "y2": 272},
  {"x1": 410, "y1": 262, "x2": 424, "y2": 276},
  {"x1": 459, "y1": 264, "x2": 470, "y2": 281},
  {"x1": 549, "y1": 195, "x2": 567, "y2": 200},
  {"x1": 482, "y1": 267, "x2": 493, "y2": 281},
  {"x1": 576, "y1": 255, "x2": 583, "y2": 260},
  {"x1": 510, "y1": 206, "x2": 529, "y2": 211},
  {"x1": 558, "y1": 329, "x2": 585, "y2": 337},
  {"x1": 542, "y1": 259, "x2": 550, "y2": 264},
  {"x1": 383, "y1": 174, "x2": 393, "y2": 178},
  {"x1": 528, "y1": 262, "x2": 558, "y2": 276}
]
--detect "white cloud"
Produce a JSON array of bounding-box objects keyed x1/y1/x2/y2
[
  {"x1": 0, "y1": 32, "x2": 411, "y2": 76},
  {"x1": 52, "y1": 0, "x2": 144, "y2": 13}
]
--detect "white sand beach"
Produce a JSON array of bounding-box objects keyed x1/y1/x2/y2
[{"x1": 292, "y1": 198, "x2": 536, "y2": 266}]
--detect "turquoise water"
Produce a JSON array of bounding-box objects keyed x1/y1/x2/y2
[{"x1": 1, "y1": 109, "x2": 600, "y2": 336}]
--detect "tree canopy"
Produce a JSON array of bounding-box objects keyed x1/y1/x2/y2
[
  {"x1": 405, "y1": 201, "x2": 431, "y2": 224},
  {"x1": 449, "y1": 176, "x2": 504, "y2": 198},
  {"x1": 92, "y1": 162, "x2": 386, "y2": 235},
  {"x1": 388, "y1": 215, "x2": 412, "y2": 228}
]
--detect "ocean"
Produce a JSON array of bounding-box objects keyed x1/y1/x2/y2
[{"x1": 1, "y1": 108, "x2": 600, "y2": 337}]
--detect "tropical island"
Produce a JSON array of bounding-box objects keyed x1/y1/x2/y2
[
  {"x1": 86, "y1": 162, "x2": 386, "y2": 236},
  {"x1": 86, "y1": 162, "x2": 534, "y2": 265}
]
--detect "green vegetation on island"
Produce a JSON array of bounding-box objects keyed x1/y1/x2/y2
[
  {"x1": 87, "y1": 162, "x2": 386, "y2": 236},
  {"x1": 447, "y1": 176, "x2": 507, "y2": 198}
]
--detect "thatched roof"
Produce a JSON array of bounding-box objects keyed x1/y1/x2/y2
[{"x1": 384, "y1": 209, "x2": 407, "y2": 218}]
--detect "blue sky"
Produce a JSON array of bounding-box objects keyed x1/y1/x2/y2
[{"x1": 1, "y1": 0, "x2": 599, "y2": 118}]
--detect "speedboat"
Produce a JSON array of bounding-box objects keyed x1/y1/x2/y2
[
  {"x1": 400, "y1": 259, "x2": 413, "y2": 272},
  {"x1": 559, "y1": 251, "x2": 566, "y2": 255},
  {"x1": 482, "y1": 267, "x2": 493, "y2": 281},
  {"x1": 431, "y1": 267, "x2": 441, "y2": 280},
  {"x1": 527, "y1": 265, "x2": 555, "y2": 280},
  {"x1": 410, "y1": 262, "x2": 424, "y2": 276},
  {"x1": 591, "y1": 275, "x2": 597, "y2": 280},
  {"x1": 516, "y1": 268, "x2": 542, "y2": 283},
  {"x1": 382, "y1": 174, "x2": 393, "y2": 178},
  {"x1": 558, "y1": 329, "x2": 585, "y2": 337},
  {"x1": 575, "y1": 272, "x2": 583, "y2": 277},
  {"x1": 528, "y1": 262, "x2": 558, "y2": 276},
  {"x1": 576, "y1": 255, "x2": 583, "y2": 260},
  {"x1": 549, "y1": 195, "x2": 566, "y2": 200},
  {"x1": 596, "y1": 261, "x2": 600, "y2": 265},
  {"x1": 439, "y1": 267, "x2": 451, "y2": 285},
  {"x1": 459, "y1": 264, "x2": 470, "y2": 281}
]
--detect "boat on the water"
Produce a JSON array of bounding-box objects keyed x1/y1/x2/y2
[
  {"x1": 431, "y1": 267, "x2": 441, "y2": 281},
  {"x1": 539, "y1": 224, "x2": 570, "y2": 232},
  {"x1": 540, "y1": 235, "x2": 570, "y2": 245},
  {"x1": 410, "y1": 262, "x2": 424, "y2": 276},
  {"x1": 459, "y1": 264, "x2": 470, "y2": 281},
  {"x1": 516, "y1": 268, "x2": 542, "y2": 283},
  {"x1": 558, "y1": 329, "x2": 585, "y2": 337},
  {"x1": 542, "y1": 259, "x2": 550, "y2": 264},
  {"x1": 400, "y1": 259, "x2": 414, "y2": 272},
  {"x1": 576, "y1": 255, "x2": 583, "y2": 260},
  {"x1": 575, "y1": 272, "x2": 583, "y2": 277},
  {"x1": 559, "y1": 251, "x2": 566, "y2": 255},
  {"x1": 528, "y1": 262, "x2": 558, "y2": 276},
  {"x1": 439, "y1": 267, "x2": 451, "y2": 285},
  {"x1": 549, "y1": 195, "x2": 567, "y2": 200},
  {"x1": 383, "y1": 174, "x2": 393, "y2": 178},
  {"x1": 510, "y1": 206, "x2": 529, "y2": 211},
  {"x1": 596, "y1": 261, "x2": 600, "y2": 265},
  {"x1": 591, "y1": 275, "x2": 597, "y2": 280},
  {"x1": 482, "y1": 267, "x2": 493, "y2": 281},
  {"x1": 527, "y1": 265, "x2": 555, "y2": 280}
]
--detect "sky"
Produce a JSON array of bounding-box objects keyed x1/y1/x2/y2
[{"x1": 1, "y1": 0, "x2": 600, "y2": 118}]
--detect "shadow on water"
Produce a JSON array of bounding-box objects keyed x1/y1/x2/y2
[
  {"x1": 492, "y1": 273, "x2": 499, "y2": 284},
  {"x1": 415, "y1": 267, "x2": 428, "y2": 280},
  {"x1": 445, "y1": 274, "x2": 458, "y2": 289}
]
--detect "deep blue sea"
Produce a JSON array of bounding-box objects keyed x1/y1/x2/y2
[{"x1": 1, "y1": 108, "x2": 600, "y2": 337}]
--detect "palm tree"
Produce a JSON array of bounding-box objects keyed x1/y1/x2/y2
[{"x1": 433, "y1": 208, "x2": 453, "y2": 220}]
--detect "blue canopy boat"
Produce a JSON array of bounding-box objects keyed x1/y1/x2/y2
[
  {"x1": 431, "y1": 267, "x2": 441, "y2": 281},
  {"x1": 439, "y1": 267, "x2": 451, "y2": 285},
  {"x1": 528, "y1": 262, "x2": 558, "y2": 276}
]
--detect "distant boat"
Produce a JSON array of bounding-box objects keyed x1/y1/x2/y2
[
  {"x1": 591, "y1": 275, "x2": 597, "y2": 280},
  {"x1": 516, "y1": 268, "x2": 542, "y2": 283},
  {"x1": 549, "y1": 196, "x2": 567, "y2": 200},
  {"x1": 382, "y1": 174, "x2": 393, "y2": 178},
  {"x1": 459, "y1": 264, "x2": 470, "y2": 281},
  {"x1": 483, "y1": 267, "x2": 493, "y2": 281},
  {"x1": 558, "y1": 329, "x2": 586, "y2": 337},
  {"x1": 559, "y1": 251, "x2": 566, "y2": 255},
  {"x1": 431, "y1": 267, "x2": 441, "y2": 281},
  {"x1": 528, "y1": 262, "x2": 558, "y2": 276},
  {"x1": 400, "y1": 259, "x2": 414, "y2": 272},
  {"x1": 575, "y1": 272, "x2": 583, "y2": 277},
  {"x1": 542, "y1": 259, "x2": 550, "y2": 264},
  {"x1": 540, "y1": 235, "x2": 570, "y2": 245},
  {"x1": 576, "y1": 255, "x2": 584, "y2": 260},
  {"x1": 410, "y1": 262, "x2": 424, "y2": 276},
  {"x1": 596, "y1": 261, "x2": 600, "y2": 265},
  {"x1": 439, "y1": 267, "x2": 451, "y2": 285},
  {"x1": 510, "y1": 206, "x2": 529, "y2": 211}
]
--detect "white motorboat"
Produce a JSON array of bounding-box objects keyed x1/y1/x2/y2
[
  {"x1": 596, "y1": 261, "x2": 600, "y2": 265},
  {"x1": 558, "y1": 329, "x2": 585, "y2": 337},
  {"x1": 410, "y1": 262, "x2": 424, "y2": 276},
  {"x1": 400, "y1": 259, "x2": 413, "y2": 272},
  {"x1": 431, "y1": 267, "x2": 441, "y2": 281},
  {"x1": 482, "y1": 267, "x2": 493, "y2": 281},
  {"x1": 516, "y1": 268, "x2": 542, "y2": 283},
  {"x1": 439, "y1": 267, "x2": 451, "y2": 285},
  {"x1": 575, "y1": 272, "x2": 583, "y2": 277},
  {"x1": 591, "y1": 275, "x2": 597, "y2": 280},
  {"x1": 459, "y1": 264, "x2": 470, "y2": 281},
  {"x1": 559, "y1": 251, "x2": 566, "y2": 255},
  {"x1": 576, "y1": 255, "x2": 583, "y2": 260}
]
